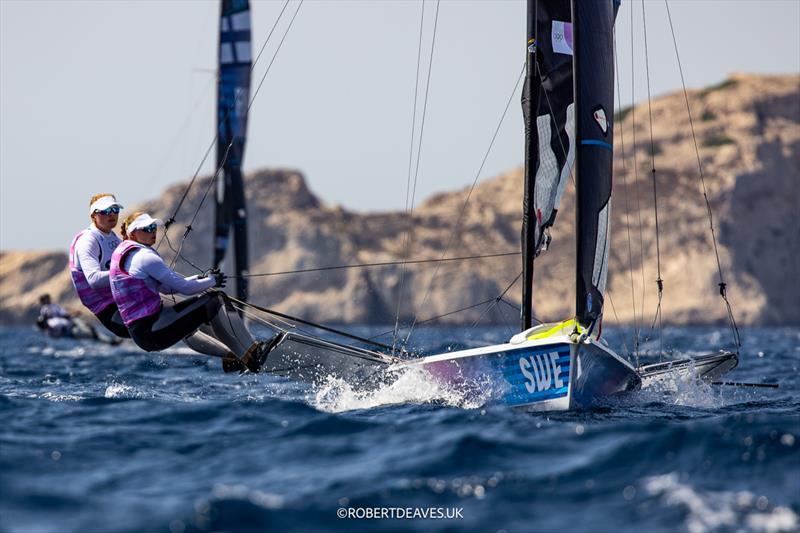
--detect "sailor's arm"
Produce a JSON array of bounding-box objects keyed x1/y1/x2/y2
[
  {"x1": 74, "y1": 234, "x2": 110, "y2": 289},
  {"x1": 138, "y1": 249, "x2": 215, "y2": 295}
]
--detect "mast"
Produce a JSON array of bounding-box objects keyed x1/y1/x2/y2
[
  {"x1": 214, "y1": 0, "x2": 252, "y2": 300},
  {"x1": 572, "y1": 0, "x2": 618, "y2": 329},
  {"x1": 520, "y1": 0, "x2": 538, "y2": 331}
]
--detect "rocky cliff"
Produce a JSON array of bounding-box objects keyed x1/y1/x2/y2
[{"x1": 2, "y1": 73, "x2": 798, "y2": 327}]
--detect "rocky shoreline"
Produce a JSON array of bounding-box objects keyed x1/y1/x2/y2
[{"x1": 2, "y1": 73, "x2": 798, "y2": 327}]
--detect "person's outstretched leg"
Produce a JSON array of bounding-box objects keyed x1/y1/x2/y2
[
  {"x1": 182, "y1": 330, "x2": 232, "y2": 358},
  {"x1": 206, "y1": 292, "x2": 256, "y2": 357}
]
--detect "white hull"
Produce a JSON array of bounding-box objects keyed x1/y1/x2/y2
[
  {"x1": 257, "y1": 327, "x2": 736, "y2": 412},
  {"x1": 395, "y1": 334, "x2": 641, "y2": 412}
]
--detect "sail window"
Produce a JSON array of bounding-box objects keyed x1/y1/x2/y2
[
  {"x1": 231, "y1": 12, "x2": 251, "y2": 31},
  {"x1": 234, "y1": 42, "x2": 252, "y2": 63},
  {"x1": 220, "y1": 43, "x2": 234, "y2": 64}
]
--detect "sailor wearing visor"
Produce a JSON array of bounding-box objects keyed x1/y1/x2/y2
[
  {"x1": 68, "y1": 193, "x2": 130, "y2": 338},
  {"x1": 110, "y1": 211, "x2": 269, "y2": 371}
]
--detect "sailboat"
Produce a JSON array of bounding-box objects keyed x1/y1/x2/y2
[
  {"x1": 248, "y1": 0, "x2": 738, "y2": 410},
  {"x1": 162, "y1": 0, "x2": 741, "y2": 409},
  {"x1": 213, "y1": 0, "x2": 252, "y2": 301}
]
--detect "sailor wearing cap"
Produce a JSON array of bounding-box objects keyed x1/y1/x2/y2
[
  {"x1": 68, "y1": 193, "x2": 130, "y2": 338},
  {"x1": 110, "y1": 211, "x2": 267, "y2": 371}
]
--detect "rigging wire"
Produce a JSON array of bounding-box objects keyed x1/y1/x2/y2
[
  {"x1": 393, "y1": 0, "x2": 435, "y2": 354},
  {"x1": 369, "y1": 272, "x2": 531, "y2": 344},
  {"x1": 663, "y1": 0, "x2": 741, "y2": 349},
  {"x1": 629, "y1": 3, "x2": 648, "y2": 357},
  {"x1": 400, "y1": 62, "x2": 527, "y2": 347},
  {"x1": 605, "y1": 292, "x2": 633, "y2": 363},
  {"x1": 614, "y1": 18, "x2": 640, "y2": 367},
  {"x1": 233, "y1": 251, "x2": 521, "y2": 278},
  {"x1": 641, "y1": 0, "x2": 665, "y2": 360},
  {"x1": 144, "y1": 73, "x2": 218, "y2": 193},
  {"x1": 469, "y1": 271, "x2": 524, "y2": 329},
  {"x1": 371, "y1": 297, "x2": 497, "y2": 341},
  {"x1": 227, "y1": 295, "x2": 396, "y2": 352}
]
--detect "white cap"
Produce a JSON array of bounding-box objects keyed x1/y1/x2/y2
[
  {"x1": 126, "y1": 213, "x2": 164, "y2": 232},
  {"x1": 89, "y1": 195, "x2": 124, "y2": 215}
]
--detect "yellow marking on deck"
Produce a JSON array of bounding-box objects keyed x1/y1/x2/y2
[{"x1": 526, "y1": 319, "x2": 582, "y2": 341}]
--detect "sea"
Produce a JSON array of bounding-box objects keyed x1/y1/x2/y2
[{"x1": 0, "y1": 325, "x2": 797, "y2": 533}]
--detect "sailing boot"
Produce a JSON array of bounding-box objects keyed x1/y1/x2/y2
[
  {"x1": 239, "y1": 333, "x2": 285, "y2": 373},
  {"x1": 221, "y1": 352, "x2": 247, "y2": 373}
]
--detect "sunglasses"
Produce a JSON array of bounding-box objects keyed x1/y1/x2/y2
[
  {"x1": 138, "y1": 223, "x2": 158, "y2": 233},
  {"x1": 94, "y1": 206, "x2": 120, "y2": 216}
]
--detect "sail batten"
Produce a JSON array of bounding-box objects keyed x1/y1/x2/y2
[{"x1": 214, "y1": 0, "x2": 252, "y2": 300}]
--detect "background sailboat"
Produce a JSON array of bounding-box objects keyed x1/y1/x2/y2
[{"x1": 213, "y1": 0, "x2": 252, "y2": 301}]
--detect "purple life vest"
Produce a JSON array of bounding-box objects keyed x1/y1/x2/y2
[
  {"x1": 69, "y1": 230, "x2": 116, "y2": 314},
  {"x1": 109, "y1": 241, "x2": 162, "y2": 326}
]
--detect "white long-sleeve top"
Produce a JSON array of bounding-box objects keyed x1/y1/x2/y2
[
  {"x1": 122, "y1": 246, "x2": 215, "y2": 296},
  {"x1": 73, "y1": 224, "x2": 122, "y2": 289}
]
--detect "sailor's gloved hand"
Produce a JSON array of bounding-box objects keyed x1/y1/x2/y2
[{"x1": 210, "y1": 268, "x2": 227, "y2": 288}]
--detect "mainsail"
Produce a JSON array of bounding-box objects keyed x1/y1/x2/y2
[
  {"x1": 214, "y1": 0, "x2": 252, "y2": 300},
  {"x1": 521, "y1": 0, "x2": 575, "y2": 330},
  {"x1": 522, "y1": 0, "x2": 617, "y2": 331}
]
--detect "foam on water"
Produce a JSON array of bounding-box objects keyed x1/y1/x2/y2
[
  {"x1": 644, "y1": 472, "x2": 799, "y2": 533},
  {"x1": 40, "y1": 391, "x2": 83, "y2": 402},
  {"x1": 311, "y1": 366, "x2": 493, "y2": 413},
  {"x1": 637, "y1": 370, "x2": 726, "y2": 408},
  {"x1": 104, "y1": 381, "x2": 144, "y2": 399}
]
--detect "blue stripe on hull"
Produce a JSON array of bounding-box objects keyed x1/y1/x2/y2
[{"x1": 421, "y1": 343, "x2": 573, "y2": 409}]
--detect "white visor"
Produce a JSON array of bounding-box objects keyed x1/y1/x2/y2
[
  {"x1": 89, "y1": 195, "x2": 123, "y2": 215},
  {"x1": 126, "y1": 214, "x2": 164, "y2": 232}
]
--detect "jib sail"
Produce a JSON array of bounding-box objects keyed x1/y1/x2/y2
[{"x1": 521, "y1": 0, "x2": 575, "y2": 330}]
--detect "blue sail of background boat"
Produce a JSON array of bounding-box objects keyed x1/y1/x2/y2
[{"x1": 214, "y1": 0, "x2": 252, "y2": 300}]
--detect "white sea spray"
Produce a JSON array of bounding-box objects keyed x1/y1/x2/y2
[
  {"x1": 104, "y1": 381, "x2": 142, "y2": 399},
  {"x1": 310, "y1": 366, "x2": 496, "y2": 413},
  {"x1": 644, "y1": 472, "x2": 799, "y2": 533}
]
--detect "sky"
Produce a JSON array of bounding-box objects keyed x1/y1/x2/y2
[{"x1": 1, "y1": 0, "x2": 798, "y2": 251}]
